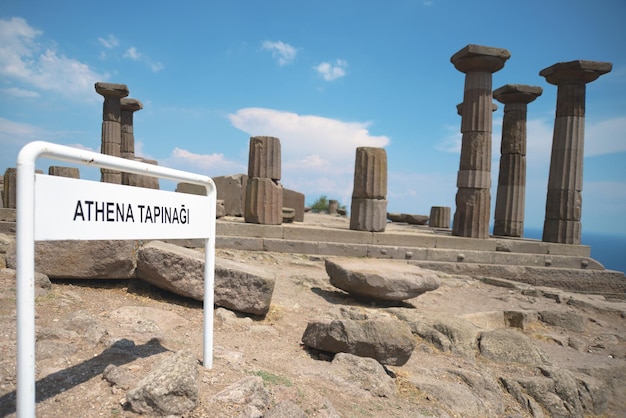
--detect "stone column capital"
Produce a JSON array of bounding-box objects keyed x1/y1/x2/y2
[
  {"x1": 493, "y1": 84, "x2": 543, "y2": 105},
  {"x1": 95, "y1": 82, "x2": 129, "y2": 98},
  {"x1": 539, "y1": 60, "x2": 612, "y2": 85},
  {"x1": 451, "y1": 44, "x2": 510, "y2": 74},
  {"x1": 121, "y1": 98, "x2": 143, "y2": 112}
]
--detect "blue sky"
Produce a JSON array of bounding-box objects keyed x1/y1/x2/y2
[{"x1": 1, "y1": 0, "x2": 625, "y2": 236}]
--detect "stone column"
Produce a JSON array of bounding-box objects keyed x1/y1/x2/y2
[
  {"x1": 245, "y1": 136, "x2": 283, "y2": 225},
  {"x1": 120, "y1": 98, "x2": 143, "y2": 159},
  {"x1": 492, "y1": 84, "x2": 543, "y2": 237},
  {"x1": 350, "y1": 147, "x2": 387, "y2": 232},
  {"x1": 451, "y1": 44, "x2": 510, "y2": 239},
  {"x1": 95, "y1": 82, "x2": 129, "y2": 184},
  {"x1": 540, "y1": 60, "x2": 612, "y2": 244},
  {"x1": 429, "y1": 206, "x2": 451, "y2": 229}
]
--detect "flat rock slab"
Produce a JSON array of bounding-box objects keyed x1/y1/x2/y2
[
  {"x1": 137, "y1": 241, "x2": 275, "y2": 316},
  {"x1": 325, "y1": 257, "x2": 440, "y2": 301},
  {"x1": 301, "y1": 318, "x2": 415, "y2": 366}
]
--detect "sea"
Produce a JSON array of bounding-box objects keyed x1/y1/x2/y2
[{"x1": 523, "y1": 227, "x2": 626, "y2": 274}]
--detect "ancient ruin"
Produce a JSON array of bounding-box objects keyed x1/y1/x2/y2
[
  {"x1": 350, "y1": 147, "x2": 388, "y2": 232},
  {"x1": 244, "y1": 136, "x2": 284, "y2": 225},
  {"x1": 451, "y1": 44, "x2": 510, "y2": 239},
  {"x1": 540, "y1": 60, "x2": 612, "y2": 244},
  {"x1": 492, "y1": 84, "x2": 543, "y2": 237},
  {"x1": 95, "y1": 82, "x2": 129, "y2": 184}
]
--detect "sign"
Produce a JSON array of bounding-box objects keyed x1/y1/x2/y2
[{"x1": 34, "y1": 174, "x2": 211, "y2": 240}]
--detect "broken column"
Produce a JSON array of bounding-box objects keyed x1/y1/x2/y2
[
  {"x1": 540, "y1": 60, "x2": 612, "y2": 244},
  {"x1": 451, "y1": 44, "x2": 510, "y2": 239},
  {"x1": 95, "y1": 82, "x2": 129, "y2": 184},
  {"x1": 350, "y1": 147, "x2": 387, "y2": 232},
  {"x1": 244, "y1": 136, "x2": 283, "y2": 225},
  {"x1": 429, "y1": 206, "x2": 451, "y2": 229},
  {"x1": 492, "y1": 84, "x2": 543, "y2": 237}
]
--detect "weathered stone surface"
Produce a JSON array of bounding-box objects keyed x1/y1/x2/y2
[
  {"x1": 48, "y1": 166, "x2": 80, "y2": 178},
  {"x1": 429, "y1": 206, "x2": 451, "y2": 228},
  {"x1": 387, "y1": 213, "x2": 429, "y2": 225},
  {"x1": 479, "y1": 328, "x2": 548, "y2": 365},
  {"x1": 350, "y1": 198, "x2": 387, "y2": 232},
  {"x1": 95, "y1": 82, "x2": 129, "y2": 99},
  {"x1": 265, "y1": 400, "x2": 307, "y2": 418},
  {"x1": 6, "y1": 240, "x2": 136, "y2": 279},
  {"x1": 248, "y1": 136, "x2": 281, "y2": 180},
  {"x1": 211, "y1": 376, "x2": 270, "y2": 411},
  {"x1": 245, "y1": 177, "x2": 283, "y2": 225},
  {"x1": 325, "y1": 257, "x2": 440, "y2": 301},
  {"x1": 283, "y1": 188, "x2": 305, "y2": 222},
  {"x1": 3, "y1": 168, "x2": 16, "y2": 209},
  {"x1": 136, "y1": 241, "x2": 275, "y2": 315},
  {"x1": 127, "y1": 349, "x2": 199, "y2": 416},
  {"x1": 389, "y1": 309, "x2": 479, "y2": 359},
  {"x1": 352, "y1": 147, "x2": 387, "y2": 199},
  {"x1": 538, "y1": 310, "x2": 586, "y2": 332},
  {"x1": 1, "y1": 268, "x2": 50, "y2": 297},
  {"x1": 176, "y1": 182, "x2": 207, "y2": 195},
  {"x1": 301, "y1": 318, "x2": 415, "y2": 366},
  {"x1": 213, "y1": 174, "x2": 248, "y2": 217},
  {"x1": 329, "y1": 352, "x2": 396, "y2": 397}
]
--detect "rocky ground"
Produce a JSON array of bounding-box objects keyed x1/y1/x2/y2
[{"x1": 1, "y1": 236, "x2": 626, "y2": 417}]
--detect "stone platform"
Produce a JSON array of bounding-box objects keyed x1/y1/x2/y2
[
  {"x1": 2, "y1": 209, "x2": 624, "y2": 298},
  {"x1": 207, "y1": 213, "x2": 625, "y2": 298}
]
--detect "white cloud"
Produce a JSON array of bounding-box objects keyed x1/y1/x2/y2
[
  {"x1": 2, "y1": 87, "x2": 39, "y2": 98},
  {"x1": 162, "y1": 147, "x2": 246, "y2": 177},
  {"x1": 229, "y1": 107, "x2": 389, "y2": 163},
  {"x1": 261, "y1": 40, "x2": 297, "y2": 66},
  {"x1": 123, "y1": 46, "x2": 164, "y2": 72},
  {"x1": 98, "y1": 34, "x2": 119, "y2": 49},
  {"x1": 228, "y1": 107, "x2": 390, "y2": 204},
  {"x1": 585, "y1": 116, "x2": 626, "y2": 157},
  {"x1": 314, "y1": 59, "x2": 347, "y2": 81},
  {"x1": 0, "y1": 17, "x2": 107, "y2": 101}
]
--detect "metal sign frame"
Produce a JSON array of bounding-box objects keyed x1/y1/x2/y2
[{"x1": 16, "y1": 141, "x2": 217, "y2": 417}]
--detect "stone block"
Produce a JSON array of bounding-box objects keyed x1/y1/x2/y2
[
  {"x1": 6, "y1": 240, "x2": 137, "y2": 279},
  {"x1": 244, "y1": 177, "x2": 283, "y2": 225},
  {"x1": 247, "y1": 136, "x2": 281, "y2": 180},
  {"x1": 283, "y1": 188, "x2": 305, "y2": 222},
  {"x1": 318, "y1": 242, "x2": 369, "y2": 257},
  {"x1": 352, "y1": 147, "x2": 387, "y2": 199},
  {"x1": 213, "y1": 174, "x2": 248, "y2": 217},
  {"x1": 176, "y1": 182, "x2": 206, "y2": 196},
  {"x1": 372, "y1": 232, "x2": 436, "y2": 248},
  {"x1": 263, "y1": 238, "x2": 319, "y2": 255},
  {"x1": 284, "y1": 225, "x2": 371, "y2": 244},
  {"x1": 429, "y1": 206, "x2": 451, "y2": 228},
  {"x1": 3, "y1": 168, "x2": 16, "y2": 209},
  {"x1": 48, "y1": 166, "x2": 80, "y2": 178},
  {"x1": 216, "y1": 220, "x2": 283, "y2": 239},
  {"x1": 122, "y1": 158, "x2": 160, "y2": 190},
  {"x1": 350, "y1": 198, "x2": 387, "y2": 232},
  {"x1": 216, "y1": 236, "x2": 264, "y2": 251}
]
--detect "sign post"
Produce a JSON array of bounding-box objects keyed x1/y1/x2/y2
[{"x1": 16, "y1": 141, "x2": 217, "y2": 417}]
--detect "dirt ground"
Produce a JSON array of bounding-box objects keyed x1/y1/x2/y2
[{"x1": 1, "y1": 243, "x2": 625, "y2": 417}]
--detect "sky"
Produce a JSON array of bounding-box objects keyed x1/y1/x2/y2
[{"x1": 1, "y1": 0, "x2": 625, "y2": 237}]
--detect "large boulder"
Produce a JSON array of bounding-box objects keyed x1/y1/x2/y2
[
  {"x1": 6, "y1": 240, "x2": 136, "y2": 279},
  {"x1": 136, "y1": 241, "x2": 275, "y2": 316},
  {"x1": 301, "y1": 318, "x2": 415, "y2": 366},
  {"x1": 325, "y1": 257, "x2": 440, "y2": 301}
]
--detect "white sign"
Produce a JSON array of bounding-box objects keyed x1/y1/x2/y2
[{"x1": 34, "y1": 174, "x2": 212, "y2": 240}]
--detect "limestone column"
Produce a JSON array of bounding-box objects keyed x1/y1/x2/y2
[
  {"x1": 245, "y1": 136, "x2": 283, "y2": 225},
  {"x1": 350, "y1": 147, "x2": 387, "y2": 232},
  {"x1": 95, "y1": 82, "x2": 129, "y2": 184},
  {"x1": 492, "y1": 84, "x2": 542, "y2": 237},
  {"x1": 451, "y1": 44, "x2": 510, "y2": 239},
  {"x1": 540, "y1": 60, "x2": 612, "y2": 244},
  {"x1": 120, "y1": 98, "x2": 143, "y2": 159}
]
